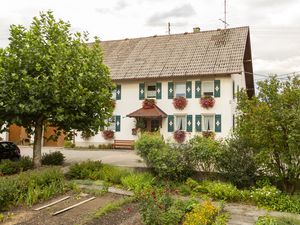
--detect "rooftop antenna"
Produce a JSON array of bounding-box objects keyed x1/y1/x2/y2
[
  {"x1": 219, "y1": 0, "x2": 229, "y2": 28},
  {"x1": 168, "y1": 22, "x2": 171, "y2": 35}
]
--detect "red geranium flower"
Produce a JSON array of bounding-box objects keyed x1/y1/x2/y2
[
  {"x1": 200, "y1": 96, "x2": 215, "y2": 109},
  {"x1": 173, "y1": 96, "x2": 187, "y2": 110}
]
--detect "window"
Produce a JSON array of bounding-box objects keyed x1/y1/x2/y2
[
  {"x1": 107, "y1": 116, "x2": 116, "y2": 131},
  {"x1": 203, "y1": 115, "x2": 214, "y2": 131},
  {"x1": 146, "y1": 84, "x2": 156, "y2": 98},
  {"x1": 202, "y1": 81, "x2": 214, "y2": 96},
  {"x1": 175, "y1": 115, "x2": 186, "y2": 131},
  {"x1": 175, "y1": 83, "x2": 186, "y2": 97},
  {"x1": 112, "y1": 90, "x2": 117, "y2": 100}
]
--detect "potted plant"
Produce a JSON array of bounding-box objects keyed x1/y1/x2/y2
[
  {"x1": 173, "y1": 130, "x2": 186, "y2": 143},
  {"x1": 142, "y1": 99, "x2": 156, "y2": 109},
  {"x1": 200, "y1": 96, "x2": 215, "y2": 109},
  {"x1": 102, "y1": 130, "x2": 114, "y2": 140},
  {"x1": 173, "y1": 96, "x2": 187, "y2": 110}
]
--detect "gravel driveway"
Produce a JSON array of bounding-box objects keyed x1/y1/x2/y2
[{"x1": 20, "y1": 146, "x2": 145, "y2": 167}]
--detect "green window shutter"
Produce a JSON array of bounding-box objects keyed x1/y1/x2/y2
[
  {"x1": 195, "y1": 81, "x2": 202, "y2": 98},
  {"x1": 156, "y1": 82, "x2": 162, "y2": 99},
  {"x1": 139, "y1": 83, "x2": 145, "y2": 100},
  {"x1": 232, "y1": 81, "x2": 235, "y2": 99},
  {"x1": 215, "y1": 114, "x2": 221, "y2": 133},
  {"x1": 186, "y1": 81, "x2": 192, "y2": 98},
  {"x1": 168, "y1": 115, "x2": 174, "y2": 132},
  {"x1": 214, "y1": 80, "x2": 221, "y2": 97},
  {"x1": 115, "y1": 115, "x2": 121, "y2": 132},
  {"x1": 168, "y1": 82, "x2": 174, "y2": 99},
  {"x1": 116, "y1": 84, "x2": 121, "y2": 100},
  {"x1": 186, "y1": 115, "x2": 193, "y2": 132},
  {"x1": 195, "y1": 115, "x2": 202, "y2": 132}
]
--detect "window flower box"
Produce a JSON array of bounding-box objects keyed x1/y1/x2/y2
[
  {"x1": 142, "y1": 99, "x2": 156, "y2": 109},
  {"x1": 200, "y1": 96, "x2": 215, "y2": 109},
  {"x1": 102, "y1": 130, "x2": 114, "y2": 140},
  {"x1": 202, "y1": 131, "x2": 215, "y2": 139},
  {"x1": 173, "y1": 96, "x2": 187, "y2": 110},
  {"x1": 174, "y1": 130, "x2": 186, "y2": 143}
]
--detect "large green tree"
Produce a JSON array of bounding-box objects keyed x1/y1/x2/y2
[
  {"x1": 0, "y1": 11, "x2": 114, "y2": 167},
  {"x1": 236, "y1": 76, "x2": 300, "y2": 193}
]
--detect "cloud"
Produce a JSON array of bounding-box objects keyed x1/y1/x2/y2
[
  {"x1": 114, "y1": 1, "x2": 128, "y2": 10},
  {"x1": 95, "y1": 8, "x2": 112, "y2": 14},
  {"x1": 245, "y1": 0, "x2": 297, "y2": 8},
  {"x1": 146, "y1": 3, "x2": 196, "y2": 26},
  {"x1": 254, "y1": 56, "x2": 300, "y2": 75}
]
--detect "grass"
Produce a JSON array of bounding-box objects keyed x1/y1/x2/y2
[
  {"x1": 94, "y1": 197, "x2": 136, "y2": 218},
  {"x1": 256, "y1": 215, "x2": 300, "y2": 225}
]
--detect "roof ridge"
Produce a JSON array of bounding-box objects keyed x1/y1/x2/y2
[{"x1": 89, "y1": 26, "x2": 249, "y2": 44}]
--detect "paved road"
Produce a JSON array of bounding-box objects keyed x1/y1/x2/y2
[{"x1": 20, "y1": 146, "x2": 145, "y2": 167}]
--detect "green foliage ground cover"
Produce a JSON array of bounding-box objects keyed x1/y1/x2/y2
[
  {"x1": 0, "y1": 168, "x2": 64, "y2": 211},
  {"x1": 0, "y1": 156, "x2": 33, "y2": 175}
]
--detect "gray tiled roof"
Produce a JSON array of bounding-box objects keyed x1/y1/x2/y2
[{"x1": 100, "y1": 27, "x2": 249, "y2": 80}]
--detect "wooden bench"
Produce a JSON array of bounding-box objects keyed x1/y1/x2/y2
[{"x1": 113, "y1": 140, "x2": 134, "y2": 150}]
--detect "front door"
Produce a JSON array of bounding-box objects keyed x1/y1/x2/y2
[{"x1": 150, "y1": 119, "x2": 160, "y2": 132}]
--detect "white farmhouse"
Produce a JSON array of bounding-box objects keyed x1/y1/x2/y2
[{"x1": 75, "y1": 26, "x2": 254, "y2": 147}]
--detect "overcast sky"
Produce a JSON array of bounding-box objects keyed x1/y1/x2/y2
[{"x1": 1, "y1": 0, "x2": 300, "y2": 80}]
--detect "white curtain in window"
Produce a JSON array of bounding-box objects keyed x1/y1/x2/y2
[
  {"x1": 176, "y1": 116, "x2": 186, "y2": 130},
  {"x1": 202, "y1": 81, "x2": 214, "y2": 96},
  {"x1": 203, "y1": 115, "x2": 214, "y2": 131},
  {"x1": 107, "y1": 116, "x2": 116, "y2": 131},
  {"x1": 111, "y1": 90, "x2": 117, "y2": 100},
  {"x1": 175, "y1": 83, "x2": 186, "y2": 97}
]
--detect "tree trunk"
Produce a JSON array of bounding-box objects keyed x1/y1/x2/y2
[
  {"x1": 282, "y1": 178, "x2": 296, "y2": 195},
  {"x1": 33, "y1": 117, "x2": 44, "y2": 168}
]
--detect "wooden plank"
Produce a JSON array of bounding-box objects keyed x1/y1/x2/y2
[
  {"x1": 34, "y1": 196, "x2": 70, "y2": 211},
  {"x1": 52, "y1": 197, "x2": 96, "y2": 216}
]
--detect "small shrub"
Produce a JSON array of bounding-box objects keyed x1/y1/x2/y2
[
  {"x1": 41, "y1": 151, "x2": 65, "y2": 165},
  {"x1": 88, "y1": 144, "x2": 96, "y2": 149},
  {"x1": 18, "y1": 156, "x2": 33, "y2": 171},
  {"x1": 0, "y1": 168, "x2": 64, "y2": 211},
  {"x1": 64, "y1": 141, "x2": 75, "y2": 148},
  {"x1": 189, "y1": 135, "x2": 222, "y2": 172},
  {"x1": 195, "y1": 181, "x2": 241, "y2": 201},
  {"x1": 216, "y1": 136, "x2": 258, "y2": 188},
  {"x1": 98, "y1": 144, "x2": 113, "y2": 149},
  {"x1": 66, "y1": 160, "x2": 103, "y2": 179},
  {"x1": 139, "y1": 188, "x2": 188, "y2": 225},
  {"x1": 121, "y1": 173, "x2": 154, "y2": 193},
  {"x1": 0, "y1": 156, "x2": 33, "y2": 175},
  {"x1": 66, "y1": 161, "x2": 129, "y2": 184},
  {"x1": 0, "y1": 159, "x2": 21, "y2": 175},
  {"x1": 183, "y1": 201, "x2": 220, "y2": 225},
  {"x1": 149, "y1": 144, "x2": 195, "y2": 180},
  {"x1": 135, "y1": 132, "x2": 165, "y2": 167}
]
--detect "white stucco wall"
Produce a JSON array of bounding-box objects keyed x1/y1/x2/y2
[{"x1": 75, "y1": 75, "x2": 245, "y2": 146}]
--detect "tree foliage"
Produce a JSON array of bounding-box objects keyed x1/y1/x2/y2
[
  {"x1": 0, "y1": 11, "x2": 114, "y2": 166},
  {"x1": 236, "y1": 76, "x2": 300, "y2": 193}
]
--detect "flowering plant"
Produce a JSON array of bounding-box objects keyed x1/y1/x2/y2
[
  {"x1": 202, "y1": 131, "x2": 215, "y2": 139},
  {"x1": 200, "y1": 96, "x2": 215, "y2": 109},
  {"x1": 174, "y1": 130, "x2": 186, "y2": 143},
  {"x1": 173, "y1": 96, "x2": 187, "y2": 110},
  {"x1": 102, "y1": 130, "x2": 114, "y2": 140},
  {"x1": 143, "y1": 99, "x2": 156, "y2": 109}
]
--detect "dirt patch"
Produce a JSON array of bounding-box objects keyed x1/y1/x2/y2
[
  {"x1": 2, "y1": 192, "x2": 123, "y2": 225},
  {"x1": 86, "y1": 203, "x2": 143, "y2": 225}
]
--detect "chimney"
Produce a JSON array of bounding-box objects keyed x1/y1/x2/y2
[{"x1": 193, "y1": 27, "x2": 200, "y2": 33}]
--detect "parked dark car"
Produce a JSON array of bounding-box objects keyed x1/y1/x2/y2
[{"x1": 0, "y1": 141, "x2": 21, "y2": 161}]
